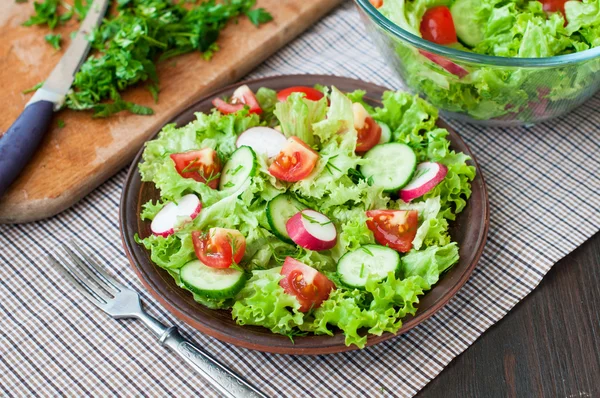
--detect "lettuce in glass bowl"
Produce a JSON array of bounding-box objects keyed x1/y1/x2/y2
[{"x1": 355, "y1": 0, "x2": 600, "y2": 125}]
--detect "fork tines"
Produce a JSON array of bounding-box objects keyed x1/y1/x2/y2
[{"x1": 47, "y1": 243, "x2": 124, "y2": 309}]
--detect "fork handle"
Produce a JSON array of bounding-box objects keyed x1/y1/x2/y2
[{"x1": 159, "y1": 327, "x2": 268, "y2": 398}]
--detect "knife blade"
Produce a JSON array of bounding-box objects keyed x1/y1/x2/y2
[{"x1": 0, "y1": 0, "x2": 110, "y2": 198}]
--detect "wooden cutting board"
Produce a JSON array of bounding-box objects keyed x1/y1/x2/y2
[{"x1": 0, "y1": 0, "x2": 342, "y2": 224}]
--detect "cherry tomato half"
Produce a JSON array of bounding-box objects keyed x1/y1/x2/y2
[
  {"x1": 356, "y1": 117, "x2": 382, "y2": 153},
  {"x1": 192, "y1": 228, "x2": 246, "y2": 269},
  {"x1": 212, "y1": 85, "x2": 262, "y2": 115},
  {"x1": 279, "y1": 257, "x2": 335, "y2": 312},
  {"x1": 277, "y1": 86, "x2": 325, "y2": 102},
  {"x1": 369, "y1": 0, "x2": 383, "y2": 8},
  {"x1": 352, "y1": 103, "x2": 381, "y2": 153},
  {"x1": 268, "y1": 136, "x2": 319, "y2": 182},
  {"x1": 366, "y1": 210, "x2": 419, "y2": 253},
  {"x1": 420, "y1": 6, "x2": 457, "y2": 45},
  {"x1": 170, "y1": 148, "x2": 222, "y2": 189}
]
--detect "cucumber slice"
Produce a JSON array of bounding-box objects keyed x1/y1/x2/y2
[
  {"x1": 360, "y1": 143, "x2": 417, "y2": 192},
  {"x1": 337, "y1": 245, "x2": 400, "y2": 288},
  {"x1": 219, "y1": 146, "x2": 257, "y2": 191},
  {"x1": 180, "y1": 260, "x2": 246, "y2": 299},
  {"x1": 377, "y1": 121, "x2": 392, "y2": 144},
  {"x1": 451, "y1": 0, "x2": 485, "y2": 48},
  {"x1": 266, "y1": 194, "x2": 307, "y2": 244}
]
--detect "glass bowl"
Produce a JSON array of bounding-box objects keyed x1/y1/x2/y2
[{"x1": 354, "y1": 0, "x2": 600, "y2": 126}]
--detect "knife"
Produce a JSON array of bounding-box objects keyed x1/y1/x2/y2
[{"x1": 0, "y1": 0, "x2": 110, "y2": 198}]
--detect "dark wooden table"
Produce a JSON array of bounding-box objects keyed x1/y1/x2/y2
[{"x1": 419, "y1": 233, "x2": 600, "y2": 398}]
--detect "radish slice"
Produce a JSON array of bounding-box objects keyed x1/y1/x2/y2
[
  {"x1": 399, "y1": 162, "x2": 448, "y2": 202},
  {"x1": 151, "y1": 194, "x2": 202, "y2": 237},
  {"x1": 286, "y1": 210, "x2": 337, "y2": 251},
  {"x1": 419, "y1": 50, "x2": 469, "y2": 78},
  {"x1": 236, "y1": 127, "x2": 287, "y2": 158}
]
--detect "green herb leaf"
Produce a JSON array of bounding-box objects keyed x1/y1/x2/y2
[
  {"x1": 44, "y1": 33, "x2": 61, "y2": 50},
  {"x1": 228, "y1": 165, "x2": 244, "y2": 175},
  {"x1": 22, "y1": 82, "x2": 43, "y2": 94},
  {"x1": 22, "y1": 0, "x2": 62, "y2": 29},
  {"x1": 362, "y1": 246, "x2": 373, "y2": 256},
  {"x1": 56, "y1": 119, "x2": 65, "y2": 128},
  {"x1": 301, "y1": 212, "x2": 333, "y2": 226},
  {"x1": 245, "y1": 8, "x2": 273, "y2": 27}
]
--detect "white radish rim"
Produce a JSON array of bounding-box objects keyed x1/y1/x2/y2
[
  {"x1": 236, "y1": 127, "x2": 287, "y2": 158},
  {"x1": 299, "y1": 210, "x2": 336, "y2": 242},
  {"x1": 151, "y1": 194, "x2": 201, "y2": 234},
  {"x1": 401, "y1": 162, "x2": 442, "y2": 190}
]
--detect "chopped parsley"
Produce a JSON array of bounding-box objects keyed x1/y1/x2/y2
[
  {"x1": 245, "y1": 8, "x2": 273, "y2": 26},
  {"x1": 227, "y1": 165, "x2": 244, "y2": 175},
  {"x1": 44, "y1": 33, "x2": 61, "y2": 50},
  {"x1": 20, "y1": 0, "x2": 272, "y2": 117},
  {"x1": 301, "y1": 212, "x2": 333, "y2": 226},
  {"x1": 22, "y1": 82, "x2": 43, "y2": 94},
  {"x1": 362, "y1": 246, "x2": 373, "y2": 256}
]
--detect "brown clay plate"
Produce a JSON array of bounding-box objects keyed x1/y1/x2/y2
[{"x1": 120, "y1": 74, "x2": 489, "y2": 355}]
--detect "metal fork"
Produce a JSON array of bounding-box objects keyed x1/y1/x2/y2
[{"x1": 48, "y1": 243, "x2": 268, "y2": 398}]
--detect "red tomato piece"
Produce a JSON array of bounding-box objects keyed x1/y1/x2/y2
[
  {"x1": 277, "y1": 86, "x2": 325, "y2": 102},
  {"x1": 212, "y1": 85, "x2": 262, "y2": 115},
  {"x1": 192, "y1": 228, "x2": 246, "y2": 269},
  {"x1": 279, "y1": 257, "x2": 335, "y2": 312},
  {"x1": 420, "y1": 6, "x2": 457, "y2": 45},
  {"x1": 541, "y1": 0, "x2": 569, "y2": 18},
  {"x1": 170, "y1": 148, "x2": 222, "y2": 189},
  {"x1": 268, "y1": 136, "x2": 319, "y2": 182},
  {"x1": 366, "y1": 210, "x2": 419, "y2": 253},
  {"x1": 352, "y1": 103, "x2": 381, "y2": 153},
  {"x1": 369, "y1": 0, "x2": 383, "y2": 8},
  {"x1": 356, "y1": 116, "x2": 382, "y2": 152}
]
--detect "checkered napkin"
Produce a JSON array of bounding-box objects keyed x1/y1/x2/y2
[{"x1": 1, "y1": 2, "x2": 599, "y2": 396}]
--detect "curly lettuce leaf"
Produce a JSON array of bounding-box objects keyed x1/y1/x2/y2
[
  {"x1": 400, "y1": 243, "x2": 459, "y2": 287},
  {"x1": 398, "y1": 196, "x2": 450, "y2": 250},
  {"x1": 274, "y1": 92, "x2": 328, "y2": 146},
  {"x1": 232, "y1": 268, "x2": 305, "y2": 335},
  {"x1": 304, "y1": 273, "x2": 429, "y2": 348},
  {"x1": 135, "y1": 233, "x2": 195, "y2": 269},
  {"x1": 140, "y1": 200, "x2": 164, "y2": 221}
]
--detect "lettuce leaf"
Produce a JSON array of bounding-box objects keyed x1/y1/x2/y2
[
  {"x1": 274, "y1": 92, "x2": 328, "y2": 147},
  {"x1": 232, "y1": 268, "x2": 305, "y2": 335},
  {"x1": 135, "y1": 233, "x2": 195, "y2": 269},
  {"x1": 400, "y1": 243, "x2": 459, "y2": 287},
  {"x1": 303, "y1": 273, "x2": 429, "y2": 348}
]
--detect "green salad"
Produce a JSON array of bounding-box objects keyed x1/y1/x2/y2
[
  {"x1": 376, "y1": 0, "x2": 600, "y2": 121},
  {"x1": 137, "y1": 84, "x2": 475, "y2": 347}
]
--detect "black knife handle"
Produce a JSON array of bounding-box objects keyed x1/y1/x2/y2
[{"x1": 0, "y1": 100, "x2": 54, "y2": 198}]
